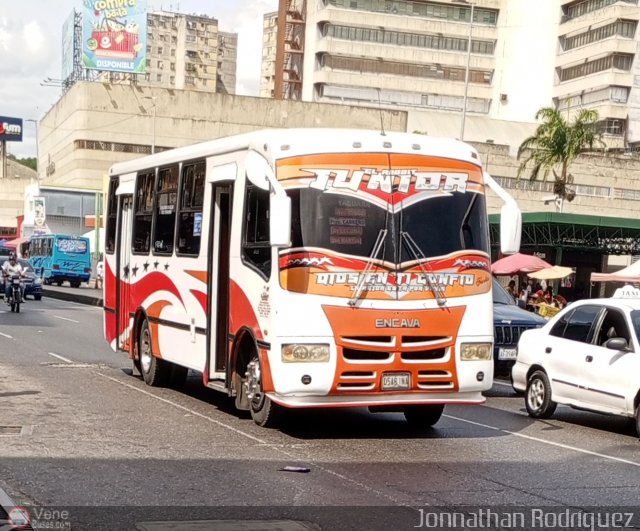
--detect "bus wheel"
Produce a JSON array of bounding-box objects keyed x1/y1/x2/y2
[
  {"x1": 138, "y1": 319, "x2": 170, "y2": 387},
  {"x1": 244, "y1": 354, "x2": 282, "y2": 428},
  {"x1": 70, "y1": 281, "x2": 81, "y2": 288},
  {"x1": 403, "y1": 404, "x2": 445, "y2": 428}
]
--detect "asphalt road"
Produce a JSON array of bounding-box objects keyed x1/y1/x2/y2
[{"x1": 1, "y1": 298, "x2": 640, "y2": 530}]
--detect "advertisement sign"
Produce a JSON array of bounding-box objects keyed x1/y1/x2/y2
[
  {"x1": 62, "y1": 10, "x2": 76, "y2": 81},
  {"x1": 0, "y1": 116, "x2": 23, "y2": 142},
  {"x1": 82, "y1": 0, "x2": 147, "y2": 74},
  {"x1": 33, "y1": 197, "x2": 46, "y2": 227}
]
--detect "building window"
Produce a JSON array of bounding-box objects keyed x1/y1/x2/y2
[
  {"x1": 324, "y1": 0, "x2": 497, "y2": 25},
  {"x1": 562, "y1": 20, "x2": 637, "y2": 51},
  {"x1": 153, "y1": 165, "x2": 179, "y2": 255},
  {"x1": 157, "y1": 46, "x2": 163, "y2": 54},
  {"x1": 597, "y1": 118, "x2": 625, "y2": 136},
  {"x1": 133, "y1": 171, "x2": 155, "y2": 254},
  {"x1": 321, "y1": 54, "x2": 492, "y2": 85},
  {"x1": 565, "y1": 0, "x2": 635, "y2": 21},
  {"x1": 176, "y1": 160, "x2": 206, "y2": 256},
  {"x1": 559, "y1": 53, "x2": 633, "y2": 82}
]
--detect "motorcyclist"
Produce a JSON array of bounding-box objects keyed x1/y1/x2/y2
[{"x1": 2, "y1": 252, "x2": 25, "y2": 302}]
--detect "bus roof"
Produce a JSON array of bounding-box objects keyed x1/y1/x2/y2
[{"x1": 108, "y1": 128, "x2": 483, "y2": 177}]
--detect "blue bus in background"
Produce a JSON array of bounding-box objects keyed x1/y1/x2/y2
[{"x1": 29, "y1": 235, "x2": 92, "y2": 287}]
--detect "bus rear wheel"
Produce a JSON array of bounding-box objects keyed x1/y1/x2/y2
[
  {"x1": 403, "y1": 404, "x2": 445, "y2": 428},
  {"x1": 244, "y1": 354, "x2": 282, "y2": 428},
  {"x1": 70, "y1": 280, "x2": 81, "y2": 288},
  {"x1": 138, "y1": 319, "x2": 170, "y2": 387}
]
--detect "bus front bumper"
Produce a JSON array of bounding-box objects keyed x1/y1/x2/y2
[{"x1": 266, "y1": 391, "x2": 486, "y2": 409}]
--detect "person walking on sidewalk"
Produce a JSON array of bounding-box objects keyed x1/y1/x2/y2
[{"x1": 95, "y1": 255, "x2": 104, "y2": 290}]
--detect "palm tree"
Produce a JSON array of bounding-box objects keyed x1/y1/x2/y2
[{"x1": 517, "y1": 107, "x2": 603, "y2": 202}]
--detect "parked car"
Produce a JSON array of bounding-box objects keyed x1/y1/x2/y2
[
  {"x1": 512, "y1": 291, "x2": 640, "y2": 437},
  {"x1": 492, "y1": 277, "x2": 546, "y2": 378},
  {"x1": 0, "y1": 257, "x2": 42, "y2": 301}
]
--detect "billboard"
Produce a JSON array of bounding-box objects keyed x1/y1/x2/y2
[
  {"x1": 62, "y1": 10, "x2": 76, "y2": 81},
  {"x1": 82, "y1": 0, "x2": 147, "y2": 74},
  {"x1": 0, "y1": 117, "x2": 23, "y2": 142},
  {"x1": 34, "y1": 197, "x2": 46, "y2": 228}
]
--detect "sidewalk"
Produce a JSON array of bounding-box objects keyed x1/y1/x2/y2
[{"x1": 42, "y1": 280, "x2": 103, "y2": 307}]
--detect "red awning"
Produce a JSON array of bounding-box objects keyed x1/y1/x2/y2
[{"x1": 1, "y1": 237, "x2": 27, "y2": 249}]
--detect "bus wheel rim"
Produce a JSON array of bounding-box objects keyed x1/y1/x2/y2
[{"x1": 140, "y1": 327, "x2": 152, "y2": 374}]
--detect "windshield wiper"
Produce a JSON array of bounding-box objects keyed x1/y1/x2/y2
[
  {"x1": 400, "y1": 231, "x2": 447, "y2": 307},
  {"x1": 348, "y1": 228, "x2": 387, "y2": 307}
]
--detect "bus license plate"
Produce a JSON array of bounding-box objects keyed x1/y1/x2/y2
[
  {"x1": 381, "y1": 372, "x2": 410, "y2": 390},
  {"x1": 498, "y1": 348, "x2": 517, "y2": 360}
]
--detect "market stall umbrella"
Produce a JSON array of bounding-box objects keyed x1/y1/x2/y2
[
  {"x1": 591, "y1": 260, "x2": 640, "y2": 283},
  {"x1": 491, "y1": 253, "x2": 551, "y2": 275},
  {"x1": 528, "y1": 265, "x2": 574, "y2": 280}
]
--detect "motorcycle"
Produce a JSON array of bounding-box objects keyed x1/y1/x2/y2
[{"x1": 4, "y1": 274, "x2": 24, "y2": 313}]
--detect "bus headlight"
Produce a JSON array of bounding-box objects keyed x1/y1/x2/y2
[
  {"x1": 282, "y1": 344, "x2": 330, "y2": 363},
  {"x1": 460, "y1": 343, "x2": 492, "y2": 361}
]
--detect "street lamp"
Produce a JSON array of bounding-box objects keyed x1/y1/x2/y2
[
  {"x1": 25, "y1": 119, "x2": 39, "y2": 180},
  {"x1": 143, "y1": 96, "x2": 157, "y2": 154},
  {"x1": 458, "y1": 0, "x2": 475, "y2": 141}
]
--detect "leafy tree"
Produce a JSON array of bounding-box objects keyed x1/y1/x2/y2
[
  {"x1": 517, "y1": 107, "x2": 603, "y2": 201},
  {"x1": 7, "y1": 154, "x2": 37, "y2": 172}
]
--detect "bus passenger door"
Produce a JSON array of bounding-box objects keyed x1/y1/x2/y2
[
  {"x1": 207, "y1": 184, "x2": 233, "y2": 383},
  {"x1": 116, "y1": 195, "x2": 133, "y2": 352}
]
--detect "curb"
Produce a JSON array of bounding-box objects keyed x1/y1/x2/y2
[{"x1": 42, "y1": 288, "x2": 103, "y2": 307}]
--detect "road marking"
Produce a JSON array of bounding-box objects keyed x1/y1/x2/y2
[
  {"x1": 53, "y1": 315, "x2": 80, "y2": 323},
  {"x1": 0, "y1": 332, "x2": 13, "y2": 340},
  {"x1": 445, "y1": 414, "x2": 640, "y2": 467},
  {"x1": 96, "y1": 372, "x2": 407, "y2": 506},
  {"x1": 47, "y1": 352, "x2": 74, "y2": 364}
]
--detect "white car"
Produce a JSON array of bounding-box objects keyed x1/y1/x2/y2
[{"x1": 512, "y1": 292, "x2": 640, "y2": 437}]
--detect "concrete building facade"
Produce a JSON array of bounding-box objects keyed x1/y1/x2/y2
[
  {"x1": 556, "y1": 0, "x2": 640, "y2": 149},
  {"x1": 101, "y1": 11, "x2": 236, "y2": 94},
  {"x1": 217, "y1": 32, "x2": 238, "y2": 95},
  {"x1": 0, "y1": 160, "x2": 36, "y2": 238},
  {"x1": 37, "y1": 81, "x2": 408, "y2": 191},
  {"x1": 261, "y1": 11, "x2": 279, "y2": 98}
]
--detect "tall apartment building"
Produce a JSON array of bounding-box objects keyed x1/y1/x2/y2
[
  {"x1": 556, "y1": 0, "x2": 640, "y2": 149},
  {"x1": 261, "y1": 12, "x2": 279, "y2": 98},
  {"x1": 265, "y1": 0, "x2": 558, "y2": 125},
  {"x1": 103, "y1": 11, "x2": 237, "y2": 94},
  {"x1": 217, "y1": 32, "x2": 238, "y2": 95}
]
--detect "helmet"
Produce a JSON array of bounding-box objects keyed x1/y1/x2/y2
[{"x1": 8, "y1": 252, "x2": 16, "y2": 261}]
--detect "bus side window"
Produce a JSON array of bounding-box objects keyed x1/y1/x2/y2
[
  {"x1": 242, "y1": 182, "x2": 271, "y2": 279},
  {"x1": 105, "y1": 177, "x2": 119, "y2": 254},
  {"x1": 176, "y1": 160, "x2": 205, "y2": 256},
  {"x1": 133, "y1": 171, "x2": 155, "y2": 253},
  {"x1": 153, "y1": 165, "x2": 179, "y2": 255}
]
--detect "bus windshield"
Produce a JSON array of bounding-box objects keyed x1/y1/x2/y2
[
  {"x1": 288, "y1": 187, "x2": 489, "y2": 262},
  {"x1": 55, "y1": 238, "x2": 88, "y2": 255}
]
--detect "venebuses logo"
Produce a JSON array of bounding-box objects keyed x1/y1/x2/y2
[{"x1": 7, "y1": 507, "x2": 30, "y2": 529}]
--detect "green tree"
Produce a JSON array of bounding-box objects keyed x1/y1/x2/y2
[
  {"x1": 517, "y1": 107, "x2": 603, "y2": 201},
  {"x1": 7, "y1": 154, "x2": 37, "y2": 172}
]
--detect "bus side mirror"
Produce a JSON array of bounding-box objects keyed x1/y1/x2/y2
[
  {"x1": 500, "y1": 202, "x2": 521, "y2": 255},
  {"x1": 270, "y1": 192, "x2": 291, "y2": 247}
]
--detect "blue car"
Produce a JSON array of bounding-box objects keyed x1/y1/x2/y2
[{"x1": 492, "y1": 278, "x2": 546, "y2": 378}]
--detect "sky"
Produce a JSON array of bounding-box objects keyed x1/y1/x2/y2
[{"x1": 0, "y1": 0, "x2": 278, "y2": 159}]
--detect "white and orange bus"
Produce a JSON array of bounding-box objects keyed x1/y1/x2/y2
[{"x1": 103, "y1": 129, "x2": 521, "y2": 427}]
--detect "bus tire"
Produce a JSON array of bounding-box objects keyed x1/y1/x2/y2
[
  {"x1": 34, "y1": 295, "x2": 42, "y2": 301},
  {"x1": 138, "y1": 319, "x2": 170, "y2": 387},
  {"x1": 245, "y1": 353, "x2": 283, "y2": 428},
  {"x1": 70, "y1": 281, "x2": 81, "y2": 288},
  {"x1": 403, "y1": 404, "x2": 445, "y2": 428}
]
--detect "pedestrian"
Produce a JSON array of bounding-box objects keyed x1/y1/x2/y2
[
  {"x1": 96, "y1": 254, "x2": 104, "y2": 290},
  {"x1": 507, "y1": 279, "x2": 516, "y2": 296}
]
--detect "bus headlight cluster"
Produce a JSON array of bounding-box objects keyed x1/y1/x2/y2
[
  {"x1": 282, "y1": 344, "x2": 330, "y2": 363},
  {"x1": 460, "y1": 343, "x2": 492, "y2": 361}
]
